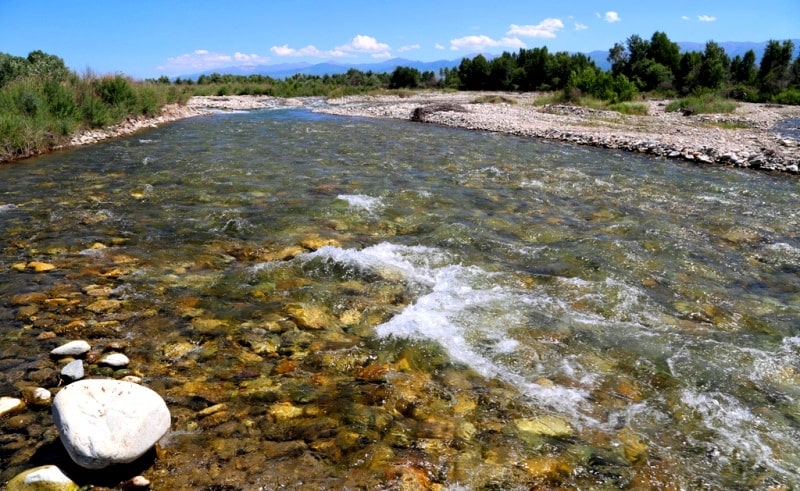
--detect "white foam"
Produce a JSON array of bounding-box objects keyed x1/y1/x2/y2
[
  {"x1": 301, "y1": 242, "x2": 591, "y2": 417},
  {"x1": 0, "y1": 204, "x2": 18, "y2": 212},
  {"x1": 337, "y1": 194, "x2": 384, "y2": 214},
  {"x1": 680, "y1": 389, "x2": 798, "y2": 477}
]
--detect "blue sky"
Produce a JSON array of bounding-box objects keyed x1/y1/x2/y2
[{"x1": 1, "y1": 0, "x2": 797, "y2": 79}]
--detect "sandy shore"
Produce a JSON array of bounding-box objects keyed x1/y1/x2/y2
[{"x1": 60, "y1": 92, "x2": 800, "y2": 174}]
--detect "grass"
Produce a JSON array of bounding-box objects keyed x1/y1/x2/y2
[
  {"x1": 0, "y1": 74, "x2": 188, "y2": 162},
  {"x1": 665, "y1": 94, "x2": 738, "y2": 114},
  {"x1": 533, "y1": 92, "x2": 648, "y2": 115}
]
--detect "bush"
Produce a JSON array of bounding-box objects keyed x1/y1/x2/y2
[
  {"x1": 94, "y1": 75, "x2": 137, "y2": 110},
  {"x1": 773, "y1": 88, "x2": 800, "y2": 105}
]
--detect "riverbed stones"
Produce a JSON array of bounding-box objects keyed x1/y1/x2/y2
[
  {"x1": 21, "y1": 387, "x2": 52, "y2": 406},
  {"x1": 27, "y1": 261, "x2": 56, "y2": 273},
  {"x1": 50, "y1": 340, "x2": 91, "y2": 357},
  {"x1": 98, "y1": 352, "x2": 130, "y2": 367},
  {"x1": 516, "y1": 415, "x2": 574, "y2": 438},
  {"x1": 0, "y1": 396, "x2": 26, "y2": 417},
  {"x1": 52, "y1": 379, "x2": 171, "y2": 469},
  {"x1": 5, "y1": 465, "x2": 79, "y2": 491},
  {"x1": 60, "y1": 360, "x2": 84, "y2": 381}
]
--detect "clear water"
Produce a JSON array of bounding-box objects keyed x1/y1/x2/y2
[{"x1": 1, "y1": 108, "x2": 799, "y2": 489}]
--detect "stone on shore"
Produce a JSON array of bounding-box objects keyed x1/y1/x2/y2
[
  {"x1": 50, "y1": 340, "x2": 91, "y2": 357},
  {"x1": 52, "y1": 379, "x2": 171, "y2": 469},
  {"x1": 5, "y1": 465, "x2": 79, "y2": 491}
]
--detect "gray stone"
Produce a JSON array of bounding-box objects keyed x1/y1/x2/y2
[
  {"x1": 50, "y1": 340, "x2": 91, "y2": 357},
  {"x1": 52, "y1": 379, "x2": 171, "y2": 469},
  {"x1": 60, "y1": 360, "x2": 84, "y2": 381}
]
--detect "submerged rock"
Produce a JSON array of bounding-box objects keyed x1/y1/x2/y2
[
  {"x1": 0, "y1": 396, "x2": 26, "y2": 417},
  {"x1": 52, "y1": 379, "x2": 171, "y2": 469},
  {"x1": 5, "y1": 465, "x2": 78, "y2": 491},
  {"x1": 60, "y1": 360, "x2": 84, "y2": 381}
]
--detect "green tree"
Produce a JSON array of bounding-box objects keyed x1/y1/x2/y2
[
  {"x1": 697, "y1": 41, "x2": 729, "y2": 89},
  {"x1": 388, "y1": 66, "x2": 420, "y2": 89},
  {"x1": 648, "y1": 31, "x2": 680, "y2": 74},
  {"x1": 758, "y1": 40, "x2": 795, "y2": 95},
  {"x1": 730, "y1": 50, "x2": 757, "y2": 85},
  {"x1": 459, "y1": 55, "x2": 490, "y2": 90}
]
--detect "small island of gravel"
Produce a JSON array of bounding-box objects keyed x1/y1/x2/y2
[{"x1": 312, "y1": 91, "x2": 800, "y2": 174}]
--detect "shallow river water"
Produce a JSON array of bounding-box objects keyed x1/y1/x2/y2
[{"x1": 1, "y1": 109, "x2": 800, "y2": 490}]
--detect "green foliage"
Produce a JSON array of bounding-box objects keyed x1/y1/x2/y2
[
  {"x1": 0, "y1": 50, "x2": 187, "y2": 162},
  {"x1": 772, "y1": 88, "x2": 800, "y2": 105},
  {"x1": 758, "y1": 40, "x2": 795, "y2": 96},
  {"x1": 389, "y1": 66, "x2": 421, "y2": 89}
]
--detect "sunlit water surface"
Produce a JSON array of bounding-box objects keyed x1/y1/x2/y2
[{"x1": 1, "y1": 109, "x2": 799, "y2": 489}]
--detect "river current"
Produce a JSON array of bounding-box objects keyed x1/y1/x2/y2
[{"x1": 1, "y1": 108, "x2": 799, "y2": 489}]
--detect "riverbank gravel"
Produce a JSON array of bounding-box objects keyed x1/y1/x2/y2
[{"x1": 314, "y1": 92, "x2": 800, "y2": 174}]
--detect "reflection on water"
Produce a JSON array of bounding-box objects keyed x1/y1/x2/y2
[{"x1": 1, "y1": 109, "x2": 799, "y2": 489}]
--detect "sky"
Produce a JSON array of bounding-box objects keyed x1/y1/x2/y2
[{"x1": 1, "y1": 0, "x2": 798, "y2": 79}]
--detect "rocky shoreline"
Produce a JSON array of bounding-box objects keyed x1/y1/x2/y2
[
  {"x1": 45, "y1": 92, "x2": 800, "y2": 174},
  {"x1": 314, "y1": 92, "x2": 800, "y2": 174}
]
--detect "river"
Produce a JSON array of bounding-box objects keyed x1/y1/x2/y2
[{"x1": 1, "y1": 108, "x2": 799, "y2": 489}]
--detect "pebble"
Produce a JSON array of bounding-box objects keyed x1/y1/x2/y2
[
  {"x1": 50, "y1": 340, "x2": 91, "y2": 357},
  {"x1": 60, "y1": 360, "x2": 85, "y2": 381},
  {"x1": 27, "y1": 261, "x2": 56, "y2": 272},
  {"x1": 52, "y1": 379, "x2": 171, "y2": 469},
  {"x1": 22, "y1": 386, "x2": 52, "y2": 406},
  {"x1": 5, "y1": 465, "x2": 79, "y2": 491},
  {"x1": 0, "y1": 396, "x2": 26, "y2": 417},
  {"x1": 99, "y1": 352, "x2": 130, "y2": 367}
]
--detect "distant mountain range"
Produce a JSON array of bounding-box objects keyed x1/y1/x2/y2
[{"x1": 183, "y1": 40, "x2": 800, "y2": 80}]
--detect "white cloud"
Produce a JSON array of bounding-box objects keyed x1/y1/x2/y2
[
  {"x1": 507, "y1": 18, "x2": 565, "y2": 39},
  {"x1": 574, "y1": 22, "x2": 588, "y2": 31},
  {"x1": 435, "y1": 43, "x2": 446, "y2": 50},
  {"x1": 271, "y1": 44, "x2": 325, "y2": 57},
  {"x1": 604, "y1": 11, "x2": 621, "y2": 23},
  {"x1": 681, "y1": 15, "x2": 691, "y2": 21},
  {"x1": 158, "y1": 49, "x2": 268, "y2": 74},
  {"x1": 698, "y1": 15, "x2": 717, "y2": 22},
  {"x1": 449, "y1": 35, "x2": 526, "y2": 51},
  {"x1": 338, "y1": 34, "x2": 391, "y2": 53},
  {"x1": 397, "y1": 44, "x2": 421, "y2": 53}
]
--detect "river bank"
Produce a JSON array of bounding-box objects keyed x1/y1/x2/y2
[
  {"x1": 31, "y1": 92, "x2": 800, "y2": 174},
  {"x1": 314, "y1": 91, "x2": 800, "y2": 174}
]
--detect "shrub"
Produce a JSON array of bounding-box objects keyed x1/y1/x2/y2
[
  {"x1": 94, "y1": 75, "x2": 137, "y2": 110},
  {"x1": 773, "y1": 88, "x2": 800, "y2": 105}
]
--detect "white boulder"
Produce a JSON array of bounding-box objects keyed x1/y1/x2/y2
[{"x1": 52, "y1": 379, "x2": 171, "y2": 469}]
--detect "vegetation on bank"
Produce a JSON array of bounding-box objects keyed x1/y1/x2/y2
[
  {"x1": 0, "y1": 51, "x2": 187, "y2": 162},
  {"x1": 1, "y1": 31, "x2": 799, "y2": 162}
]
